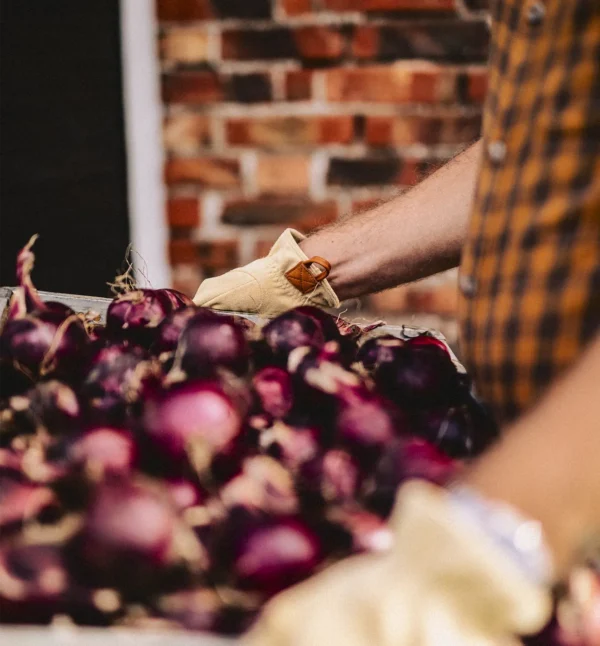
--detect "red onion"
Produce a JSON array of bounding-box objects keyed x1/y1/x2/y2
[
  {"x1": 406, "y1": 333, "x2": 450, "y2": 355},
  {"x1": 163, "y1": 288, "x2": 194, "y2": 309},
  {"x1": 214, "y1": 512, "x2": 322, "y2": 596},
  {"x1": 373, "y1": 343, "x2": 461, "y2": 409},
  {"x1": 293, "y1": 306, "x2": 341, "y2": 341},
  {"x1": 151, "y1": 307, "x2": 199, "y2": 355},
  {"x1": 355, "y1": 335, "x2": 404, "y2": 372},
  {"x1": 252, "y1": 367, "x2": 293, "y2": 419},
  {"x1": 143, "y1": 380, "x2": 243, "y2": 464},
  {"x1": 0, "y1": 544, "x2": 67, "y2": 624},
  {"x1": 68, "y1": 477, "x2": 177, "y2": 590},
  {"x1": 69, "y1": 427, "x2": 137, "y2": 475},
  {"x1": 219, "y1": 456, "x2": 298, "y2": 516},
  {"x1": 165, "y1": 478, "x2": 206, "y2": 511},
  {"x1": 0, "y1": 359, "x2": 35, "y2": 401},
  {"x1": 82, "y1": 345, "x2": 159, "y2": 425},
  {"x1": 260, "y1": 423, "x2": 319, "y2": 472},
  {"x1": 106, "y1": 289, "x2": 182, "y2": 348},
  {"x1": 0, "y1": 471, "x2": 59, "y2": 533},
  {"x1": 0, "y1": 313, "x2": 89, "y2": 382},
  {"x1": 414, "y1": 391, "x2": 498, "y2": 459},
  {"x1": 234, "y1": 517, "x2": 322, "y2": 595},
  {"x1": 7, "y1": 380, "x2": 80, "y2": 438},
  {"x1": 336, "y1": 388, "x2": 407, "y2": 467},
  {"x1": 364, "y1": 438, "x2": 458, "y2": 518},
  {"x1": 262, "y1": 309, "x2": 326, "y2": 364},
  {"x1": 176, "y1": 313, "x2": 249, "y2": 378}
]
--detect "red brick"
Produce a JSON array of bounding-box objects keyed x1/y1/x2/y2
[
  {"x1": 328, "y1": 157, "x2": 420, "y2": 187},
  {"x1": 352, "y1": 22, "x2": 488, "y2": 63},
  {"x1": 351, "y1": 197, "x2": 382, "y2": 212},
  {"x1": 364, "y1": 116, "x2": 394, "y2": 145},
  {"x1": 411, "y1": 70, "x2": 440, "y2": 103},
  {"x1": 256, "y1": 155, "x2": 311, "y2": 195},
  {"x1": 463, "y1": 0, "x2": 489, "y2": 9},
  {"x1": 167, "y1": 197, "x2": 201, "y2": 228},
  {"x1": 406, "y1": 283, "x2": 458, "y2": 316},
  {"x1": 162, "y1": 71, "x2": 222, "y2": 104},
  {"x1": 157, "y1": 0, "x2": 270, "y2": 20},
  {"x1": 352, "y1": 26, "x2": 379, "y2": 59},
  {"x1": 280, "y1": 0, "x2": 312, "y2": 15},
  {"x1": 222, "y1": 198, "x2": 337, "y2": 232},
  {"x1": 222, "y1": 26, "x2": 346, "y2": 62},
  {"x1": 222, "y1": 28, "x2": 296, "y2": 61},
  {"x1": 227, "y1": 73, "x2": 271, "y2": 103},
  {"x1": 197, "y1": 240, "x2": 239, "y2": 271},
  {"x1": 468, "y1": 70, "x2": 488, "y2": 103},
  {"x1": 326, "y1": 64, "x2": 454, "y2": 104},
  {"x1": 157, "y1": 0, "x2": 213, "y2": 21},
  {"x1": 367, "y1": 286, "x2": 410, "y2": 313},
  {"x1": 365, "y1": 114, "x2": 482, "y2": 146},
  {"x1": 293, "y1": 27, "x2": 346, "y2": 60},
  {"x1": 254, "y1": 237, "x2": 278, "y2": 258},
  {"x1": 285, "y1": 70, "x2": 313, "y2": 101},
  {"x1": 226, "y1": 116, "x2": 353, "y2": 148},
  {"x1": 323, "y1": 0, "x2": 455, "y2": 10},
  {"x1": 165, "y1": 157, "x2": 241, "y2": 188},
  {"x1": 163, "y1": 114, "x2": 211, "y2": 153},
  {"x1": 171, "y1": 264, "x2": 203, "y2": 298},
  {"x1": 169, "y1": 239, "x2": 198, "y2": 264},
  {"x1": 160, "y1": 29, "x2": 209, "y2": 64}
]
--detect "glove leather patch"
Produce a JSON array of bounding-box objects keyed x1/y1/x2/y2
[{"x1": 285, "y1": 257, "x2": 331, "y2": 294}]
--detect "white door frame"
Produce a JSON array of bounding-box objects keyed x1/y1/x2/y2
[{"x1": 119, "y1": 0, "x2": 170, "y2": 288}]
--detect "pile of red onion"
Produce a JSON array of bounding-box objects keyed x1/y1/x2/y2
[{"x1": 0, "y1": 240, "x2": 594, "y2": 644}]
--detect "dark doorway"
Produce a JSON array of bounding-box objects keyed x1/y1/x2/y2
[{"x1": 0, "y1": 0, "x2": 130, "y2": 297}]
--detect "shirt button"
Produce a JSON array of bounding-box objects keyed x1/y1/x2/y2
[
  {"x1": 487, "y1": 140, "x2": 507, "y2": 165},
  {"x1": 459, "y1": 274, "x2": 478, "y2": 298},
  {"x1": 526, "y1": 2, "x2": 545, "y2": 26}
]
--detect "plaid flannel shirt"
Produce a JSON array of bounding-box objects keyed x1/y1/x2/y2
[{"x1": 458, "y1": 0, "x2": 600, "y2": 425}]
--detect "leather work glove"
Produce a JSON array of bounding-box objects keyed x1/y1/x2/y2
[
  {"x1": 193, "y1": 229, "x2": 340, "y2": 317},
  {"x1": 243, "y1": 481, "x2": 553, "y2": 646}
]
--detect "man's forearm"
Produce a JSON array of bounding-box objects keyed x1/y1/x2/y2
[
  {"x1": 301, "y1": 140, "x2": 482, "y2": 300},
  {"x1": 465, "y1": 334, "x2": 600, "y2": 576}
]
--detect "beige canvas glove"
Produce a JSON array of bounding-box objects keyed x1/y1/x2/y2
[
  {"x1": 193, "y1": 229, "x2": 340, "y2": 317},
  {"x1": 244, "y1": 481, "x2": 552, "y2": 646}
]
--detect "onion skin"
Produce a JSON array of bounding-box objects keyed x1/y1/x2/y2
[
  {"x1": 69, "y1": 427, "x2": 138, "y2": 475},
  {"x1": 0, "y1": 544, "x2": 68, "y2": 625},
  {"x1": 0, "y1": 313, "x2": 89, "y2": 382},
  {"x1": 176, "y1": 314, "x2": 249, "y2": 378},
  {"x1": 81, "y1": 345, "x2": 159, "y2": 425},
  {"x1": 67, "y1": 477, "x2": 177, "y2": 593},
  {"x1": 106, "y1": 289, "x2": 179, "y2": 348},
  {"x1": 373, "y1": 343, "x2": 461, "y2": 409},
  {"x1": 143, "y1": 380, "x2": 243, "y2": 464},
  {"x1": 356, "y1": 335, "x2": 404, "y2": 372},
  {"x1": 152, "y1": 307, "x2": 199, "y2": 355},
  {"x1": 7, "y1": 380, "x2": 80, "y2": 438},
  {"x1": 262, "y1": 310, "x2": 326, "y2": 364},
  {"x1": 252, "y1": 367, "x2": 293, "y2": 419},
  {"x1": 213, "y1": 511, "x2": 323, "y2": 597}
]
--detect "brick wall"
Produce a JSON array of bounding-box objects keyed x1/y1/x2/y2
[{"x1": 157, "y1": 0, "x2": 489, "y2": 343}]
